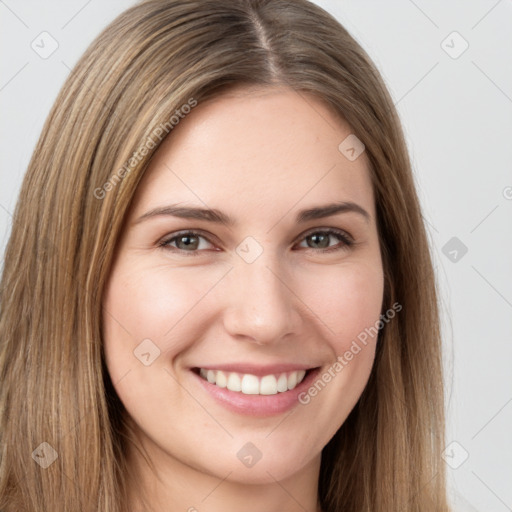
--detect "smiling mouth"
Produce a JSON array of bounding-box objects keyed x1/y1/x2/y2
[{"x1": 193, "y1": 367, "x2": 315, "y2": 395}]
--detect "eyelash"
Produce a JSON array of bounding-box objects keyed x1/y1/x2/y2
[{"x1": 158, "y1": 228, "x2": 354, "y2": 256}]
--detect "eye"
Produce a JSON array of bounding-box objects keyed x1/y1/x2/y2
[
  {"x1": 295, "y1": 228, "x2": 354, "y2": 253},
  {"x1": 159, "y1": 230, "x2": 215, "y2": 254},
  {"x1": 158, "y1": 228, "x2": 354, "y2": 256}
]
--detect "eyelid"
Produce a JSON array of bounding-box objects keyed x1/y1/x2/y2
[
  {"x1": 158, "y1": 229, "x2": 218, "y2": 251},
  {"x1": 298, "y1": 226, "x2": 354, "y2": 243}
]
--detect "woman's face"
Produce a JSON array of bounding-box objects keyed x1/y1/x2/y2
[{"x1": 103, "y1": 86, "x2": 384, "y2": 487}]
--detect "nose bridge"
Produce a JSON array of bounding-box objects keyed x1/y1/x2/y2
[{"x1": 222, "y1": 244, "x2": 299, "y2": 344}]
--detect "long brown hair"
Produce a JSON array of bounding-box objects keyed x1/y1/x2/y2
[{"x1": 0, "y1": 0, "x2": 449, "y2": 510}]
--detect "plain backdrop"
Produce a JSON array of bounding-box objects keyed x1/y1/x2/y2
[{"x1": 1, "y1": 1, "x2": 511, "y2": 511}]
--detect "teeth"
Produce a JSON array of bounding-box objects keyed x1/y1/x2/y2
[
  {"x1": 216, "y1": 370, "x2": 227, "y2": 388},
  {"x1": 288, "y1": 372, "x2": 297, "y2": 390},
  {"x1": 198, "y1": 368, "x2": 308, "y2": 395},
  {"x1": 227, "y1": 372, "x2": 242, "y2": 392},
  {"x1": 260, "y1": 375, "x2": 278, "y2": 395},
  {"x1": 276, "y1": 373, "x2": 288, "y2": 392},
  {"x1": 241, "y1": 374, "x2": 259, "y2": 394}
]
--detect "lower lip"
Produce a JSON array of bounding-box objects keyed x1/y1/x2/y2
[{"x1": 191, "y1": 368, "x2": 321, "y2": 417}]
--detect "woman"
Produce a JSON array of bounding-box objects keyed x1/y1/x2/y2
[{"x1": 0, "y1": 0, "x2": 450, "y2": 510}]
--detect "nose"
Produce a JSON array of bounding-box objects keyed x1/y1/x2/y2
[{"x1": 221, "y1": 252, "x2": 302, "y2": 346}]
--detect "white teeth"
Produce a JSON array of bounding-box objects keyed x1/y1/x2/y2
[
  {"x1": 260, "y1": 375, "x2": 278, "y2": 395},
  {"x1": 241, "y1": 374, "x2": 259, "y2": 394},
  {"x1": 216, "y1": 370, "x2": 227, "y2": 388},
  {"x1": 276, "y1": 373, "x2": 288, "y2": 392},
  {"x1": 227, "y1": 372, "x2": 241, "y2": 392},
  {"x1": 287, "y1": 372, "x2": 298, "y2": 390},
  {"x1": 197, "y1": 368, "x2": 309, "y2": 395}
]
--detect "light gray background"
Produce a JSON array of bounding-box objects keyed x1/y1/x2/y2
[{"x1": 1, "y1": 1, "x2": 511, "y2": 511}]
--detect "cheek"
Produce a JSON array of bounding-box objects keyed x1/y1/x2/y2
[
  {"x1": 101, "y1": 261, "x2": 209, "y2": 379},
  {"x1": 297, "y1": 260, "x2": 384, "y2": 350},
  {"x1": 337, "y1": 267, "x2": 384, "y2": 350},
  {"x1": 103, "y1": 259, "x2": 220, "y2": 339}
]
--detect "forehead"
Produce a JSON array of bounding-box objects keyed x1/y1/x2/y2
[{"x1": 130, "y1": 86, "x2": 375, "y2": 221}]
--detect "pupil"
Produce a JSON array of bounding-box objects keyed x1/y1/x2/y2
[
  {"x1": 311, "y1": 233, "x2": 328, "y2": 248},
  {"x1": 179, "y1": 235, "x2": 197, "y2": 250}
]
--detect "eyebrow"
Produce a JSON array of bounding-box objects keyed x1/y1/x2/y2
[{"x1": 134, "y1": 201, "x2": 371, "y2": 226}]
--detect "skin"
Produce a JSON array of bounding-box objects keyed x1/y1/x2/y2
[{"x1": 102, "y1": 85, "x2": 384, "y2": 512}]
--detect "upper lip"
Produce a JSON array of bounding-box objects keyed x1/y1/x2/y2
[{"x1": 192, "y1": 363, "x2": 319, "y2": 377}]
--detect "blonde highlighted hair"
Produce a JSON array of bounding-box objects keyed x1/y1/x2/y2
[{"x1": 0, "y1": 0, "x2": 449, "y2": 510}]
